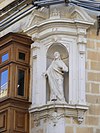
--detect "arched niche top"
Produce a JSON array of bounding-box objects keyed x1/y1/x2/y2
[{"x1": 47, "y1": 43, "x2": 69, "y2": 61}]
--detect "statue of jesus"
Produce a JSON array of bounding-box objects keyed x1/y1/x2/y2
[{"x1": 45, "y1": 51, "x2": 68, "y2": 102}]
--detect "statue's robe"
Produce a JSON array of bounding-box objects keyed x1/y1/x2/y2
[{"x1": 46, "y1": 59, "x2": 68, "y2": 101}]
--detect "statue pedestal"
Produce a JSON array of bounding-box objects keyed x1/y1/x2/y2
[
  {"x1": 29, "y1": 103, "x2": 88, "y2": 133},
  {"x1": 47, "y1": 100, "x2": 67, "y2": 105}
]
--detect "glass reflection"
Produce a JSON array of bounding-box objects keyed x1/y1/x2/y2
[
  {"x1": 19, "y1": 52, "x2": 25, "y2": 60},
  {"x1": 2, "y1": 53, "x2": 9, "y2": 62},
  {"x1": 0, "y1": 69, "x2": 8, "y2": 97},
  {"x1": 17, "y1": 69, "x2": 25, "y2": 96}
]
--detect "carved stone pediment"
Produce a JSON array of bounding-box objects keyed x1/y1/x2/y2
[
  {"x1": 70, "y1": 10, "x2": 83, "y2": 21},
  {"x1": 69, "y1": 6, "x2": 95, "y2": 24},
  {"x1": 27, "y1": 8, "x2": 48, "y2": 28},
  {"x1": 25, "y1": 5, "x2": 95, "y2": 35}
]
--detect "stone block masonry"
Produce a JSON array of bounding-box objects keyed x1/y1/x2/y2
[{"x1": 65, "y1": 28, "x2": 100, "y2": 133}]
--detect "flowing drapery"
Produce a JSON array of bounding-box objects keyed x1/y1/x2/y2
[{"x1": 46, "y1": 59, "x2": 68, "y2": 101}]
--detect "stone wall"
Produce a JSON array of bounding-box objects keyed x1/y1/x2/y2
[
  {"x1": 65, "y1": 27, "x2": 100, "y2": 133},
  {"x1": 0, "y1": 1, "x2": 100, "y2": 132}
]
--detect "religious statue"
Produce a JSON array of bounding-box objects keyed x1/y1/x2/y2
[{"x1": 45, "y1": 51, "x2": 68, "y2": 102}]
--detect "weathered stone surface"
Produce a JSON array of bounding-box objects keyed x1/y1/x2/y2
[
  {"x1": 88, "y1": 72, "x2": 100, "y2": 82},
  {"x1": 87, "y1": 40, "x2": 95, "y2": 49},
  {"x1": 66, "y1": 117, "x2": 72, "y2": 124},
  {"x1": 86, "y1": 94, "x2": 100, "y2": 104},
  {"x1": 91, "y1": 83, "x2": 99, "y2": 94},
  {"x1": 96, "y1": 42, "x2": 100, "y2": 49},
  {"x1": 37, "y1": 129, "x2": 43, "y2": 133},
  {"x1": 86, "y1": 83, "x2": 91, "y2": 93},
  {"x1": 76, "y1": 127, "x2": 93, "y2": 133},
  {"x1": 96, "y1": 129, "x2": 100, "y2": 133},
  {"x1": 87, "y1": 28, "x2": 100, "y2": 40},
  {"x1": 65, "y1": 126, "x2": 73, "y2": 133},
  {"x1": 91, "y1": 62, "x2": 100, "y2": 71},
  {"x1": 85, "y1": 116, "x2": 99, "y2": 126},
  {"x1": 87, "y1": 51, "x2": 98, "y2": 61},
  {"x1": 89, "y1": 105, "x2": 100, "y2": 115}
]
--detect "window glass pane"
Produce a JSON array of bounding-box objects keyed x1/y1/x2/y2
[
  {"x1": 0, "y1": 69, "x2": 8, "y2": 97},
  {"x1": 19, "y1": 52, "x2": 25, "y2": 60},
  {"x1": 2, "y1": 53, "x2": 9, "y2": 62},
  {"x1": 17, "y1": 70, "x2": 25, "y2": 96}
]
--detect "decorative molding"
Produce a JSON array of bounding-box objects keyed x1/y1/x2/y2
[
  {"x1": 28, "y1": 5, "x2": 95, "y2": 132},
  {"x1": 26, "y1": 9, "x2": 47, "y2": 28},
  {"x1": 69, "y1": 5, "x2": 95, "y2": 24},
  {"x1": 0, "y1": 4, "x2": 96, "y2": 38},
  {"x1": 50, "y1": 8, "x2": 60, "y2": 19},
  {"x1": 24, "y1": 5, "x2": 95, "y2": 37},
  {"x1": 30, "y1": 103, "x2": 88, "y2": 126},
  {"x1": 77, "y1": 109, "x2": 85, "y2": 124}
]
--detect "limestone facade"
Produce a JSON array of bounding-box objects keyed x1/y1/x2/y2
[
  {"x1": 65, "y1": 28, "x2": 100, "y2": 133},
  {"x1": 0, "y1": 1, "x2": 100, "y2": 133}
]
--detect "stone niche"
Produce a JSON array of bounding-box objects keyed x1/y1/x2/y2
[
  {"x1": 24, "y1": 4, "x2": 95, "y2": 133},
  {"x1": 46, "y1": 43, "x2": 69, "y2": 102}
]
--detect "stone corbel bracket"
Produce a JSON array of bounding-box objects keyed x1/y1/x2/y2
[{"x1": 29, "y1": 103, "x2": 88, "y2": 126}]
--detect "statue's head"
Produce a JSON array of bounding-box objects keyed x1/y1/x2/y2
[{"x1": 54, "y1": 51, "x2": 61, "y2": 59}]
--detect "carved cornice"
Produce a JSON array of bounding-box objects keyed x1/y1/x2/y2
[
  {"x1": 0, "y1": 4, "x2": 95, "y2": 37},
  {"x1": 24, "y1": 5, "x2": 95, "y2": 39},
  {"x1": 25, "y1": 5, "x2": 95, "y2": 31},
  {"x1": 29, "y1": 103, "x2": 88, "y2": 126}
]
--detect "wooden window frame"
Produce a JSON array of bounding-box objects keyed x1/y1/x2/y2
[
  {"x1": 15, "y1": 65, "x2": 29, "y2": 100},
  {"x1": 0, "y1": 46, "x2": 11, "y2": 65},
  {"x1": 16, "y1": 47, "x2": 29, "y2": 64},
  {"x1": 0, "y1": 66, "x2": 10, "y2": 99}
]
